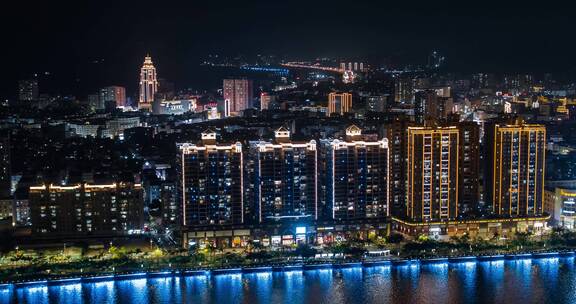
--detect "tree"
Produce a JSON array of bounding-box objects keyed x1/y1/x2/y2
[
  {"x1": 369, "y1": 236, "x2": 387, "y2": 248},
  {"x1": 511, "y1": 231, "x2": 533, "y2": 248},
  {"x1": 417, "y1": 234, "x2": 429, "y2": 242},
  {"x1": 294, "y1": 244, "x2": 317, "y2": 258},
  {"x1": 108, "y1": 246, "x2": 128, "y2": 260},
  {"x1": 491, "y1": 231, "x2": 500, "y2": 241},
  {"x1": 387, "y1": 233, "x2": 404, "y2": 244},
  {"x1": 150, "y1": 248, "x2": 164, "y2": 259},
  {"x1": 328, "y1": 242, "x2": 349, "y2": 254},
  {"x1": 168, "y1": 255, "x2": 191, "y2": 266}
]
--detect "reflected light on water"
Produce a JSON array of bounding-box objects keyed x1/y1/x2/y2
[{"x1": 2, "y1": 258, "x2": 576, "y2": 303}]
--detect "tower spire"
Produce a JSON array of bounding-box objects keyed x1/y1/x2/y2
[{"x1": 138, "y1": 54, "x2": 158, "y2": 111}]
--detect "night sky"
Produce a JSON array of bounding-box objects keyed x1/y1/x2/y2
[{"x1": 2, "y1": 1, "x2": 575, "y2": 98}]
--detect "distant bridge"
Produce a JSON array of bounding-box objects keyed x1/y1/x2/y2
[{"x1": 280, "y1": 62, "x2": 345, "y2": 74}]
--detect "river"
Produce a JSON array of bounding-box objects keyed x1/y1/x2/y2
[{"x1": 2, "y1": 257, "x2": 575, "y2": 303}]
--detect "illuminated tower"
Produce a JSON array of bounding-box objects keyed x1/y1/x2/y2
[
  {"x1": 320, "y1": 125, "x2": 390, "y2": 221},
  {"x1": 407, "y1": 125, "x2": 459, "y2": 222},
  {"x1": 223, "y1": 79, "x2": 253, "y2": 116},
  {"x1": 139, "y1": 55, "x2": 158, "y2": 111},
  {"x1": 178, "y1": 130, "x2": 244, "y2": 227},
  {"x1": 247, "y1": 127, "x2": 318, "y2": 223},
  {"x1": 328, "y1": 92, "x2": 352, "y2": 116},
  {"x1": 491, "y1": 120, "x2": 546, "y2": 217}
]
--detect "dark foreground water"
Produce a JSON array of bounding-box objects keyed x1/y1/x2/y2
[{"x1": 2, "y1": 258, "x2": 576, "y2": 304}]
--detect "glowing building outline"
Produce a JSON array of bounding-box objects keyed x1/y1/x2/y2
[
  {"x1": 249, "y1": 127, "x2": 318, "y2": 222},
  {"x1": 407, "y1": 126, "x2": 459, "y2": 222},
  {"x1": 492, "y1": 122, "x2": 546, "y2": 217},
  {"x1": 139, "y1": 55, "x2": 158, "y2": 110},
  {"x1": 321, "y1": 125, "x2": 390, "y2": 221},
  {"x1": 178, "y1": 130, "x2": 244, "y2": 227},
  {"x1": 328, "y1": 92, "x2": 352, "y2": 116}
]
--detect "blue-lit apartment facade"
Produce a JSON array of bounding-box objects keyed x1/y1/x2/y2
[
  {"x1": 248, "y1": 127, "x2": 318, "y2": 223},
  {"x1": 319, "y1": 125, "x2": 390, "y2": 221},
  {"x1": 178, "y1": 126, "x2": 391, "y2": 248},
  {"x1": 178, "y1": 131, "x2": 244, "y2": 228},
  {"x1": 179, "y1": 122, "x2": 549, "y2": 248}
]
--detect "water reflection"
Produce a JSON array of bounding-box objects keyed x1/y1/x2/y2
[
  {"x1": 49, "y1": 283, "x2": 82, "y2": 304},
  {"x1": 4, "y1": 258, "x2": 576, "y2": 303},
  {"x1": 451, "y1": 262, "x2": 477, "y2": 303},
  {"x1": 213, "y1": 274, "x2": 242, "y2": 304},
  {"x1": 183, "y1": 275, "x2": 209, "y2": 303},
  {"x1": 276, "y1": 270, "x2": 304, "y2": 304},
  {"x1": 85, "y1": 281, "x2": 115, "y2": 304}
]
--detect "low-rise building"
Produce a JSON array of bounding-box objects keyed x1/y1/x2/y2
[
  {"x1": 29, "y1": 182, "x2": 143, "y2": 236},
  {"x1": 545, "y1": 187, "x2": 576, "y2": 229}
]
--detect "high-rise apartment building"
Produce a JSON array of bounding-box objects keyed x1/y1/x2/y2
[
  {"x1": 160, "y1": 182, "x2": 179, "y2": 226},
  {"x1": 385, "y1": 118, "x2": 415, "y2": 217},
  {"x1": 328, "y1": 92, "x2": 352, "y2": 116},
  {"x1": 139, "y1": 55, "x2": 158, "y2": 111},
  {"x1": 100, "y1": 86, "x2": 127, "y2": 108},
  {"x1": 320, "y1": 125, "x2": 390, "y2": 221},
  {"x1": 18, "y1": 79, "x2": 39, "y2": 101},
  {"x1": 178, "y1": 130, "x2": 244, "y2": 227},
  {"x1": 414, "y1": 90, "x2": 453, "y2": 124},
  {"x1": 414, "y1": 90, "x2": 436, "y2": 124},
  {"x1": 490, "y1": 121, "x2": 546, "y2": 217},
  {"x1": 406, "y1": 125, "x2": 460, "y2": 222},
  {"x1": 223, "y1": 79, "x2": 253, "y2": 116},
  {"x1": 366, "y1": 95, "x2": 388, "y2": 112},
  {"x1": 394, "y1": 77, "x2": 414, "y2": 104},
  {"x1": 458, "y1": 122, "x2": 480, "y2": 215},
  {"x1": 29, "y1": 183, "x2": 143, "y2": 235},
  {"x1": 260, "y1": 92, "x2": 276, "y2": 111},
  {"x1": 247, "y1": 127, "x2": 318, "y2": 223}
]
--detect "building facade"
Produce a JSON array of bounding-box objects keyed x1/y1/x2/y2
[
  {"x1": 366, "y1": 95, "x2": 388, "y2": 112},
  {"x1": 100, "y1": 86, "x2": 127, "y2": 108},
  {"x1": 260, "y1": 92, "x2": 276, "y2": 111},
  {"x1": 178, "y1": 131, "x2": 244, "y2": 227},
  {"x1": 328, "y1": 92, "x2": 352, "y2": 116},
  {"x1": 545, "y1": 187, "x2": 576, "y2": 229},
  {"x1": 247, "y1": 127, "x2": 318, "y2": 223},
  {"x1": 406, "y1": 125, "x2": 460, "y2": 222},
  {"x1": 385, "y1": 118, "x2": 415, "y2": 217},
  {"x1": 414, "y1": 90, "x2": 436, "y2": 124},
  {"x1": 414, "y1": 90, "x2": 453, "y2": 124},
  {"x1": 320, "y1": 125, "x2": 390, "y2": 221},
  {"x1": 458, "y1": 122, "x2": 480, "y2": 215},
  {"x1": 139, "y1": 55, "x2": 158, "y2": 111},
  {"x1": 223, "y1": 79, "x2": 253, "y2": 115},
  {"x1": 394, "y1": 77, "x2": 414, "y2": 104},
  {"x1": 152, "y1": 99, "x2": 197, "y2": 115},
  {"x1": 492, "y1": 121, "x2": 546, "y2": 217},
  {"x1": 29, "y1": 183, "x2": 143, "y2": 236}
]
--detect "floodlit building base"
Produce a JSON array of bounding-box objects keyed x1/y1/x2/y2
[
  {"x1": 392, "y1": 216, "x2": 550, "y2": 240},
  {"x1": 182, "y1": 221, "x2": 391, "y2": 249}
]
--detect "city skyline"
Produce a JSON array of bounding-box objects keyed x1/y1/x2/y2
[
  {"x1": 2, "y1": 2, "x2": 576, "y2": 99},
  {"x1": 3, "y1": 3, "x2": 576, "y2": 303}
]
